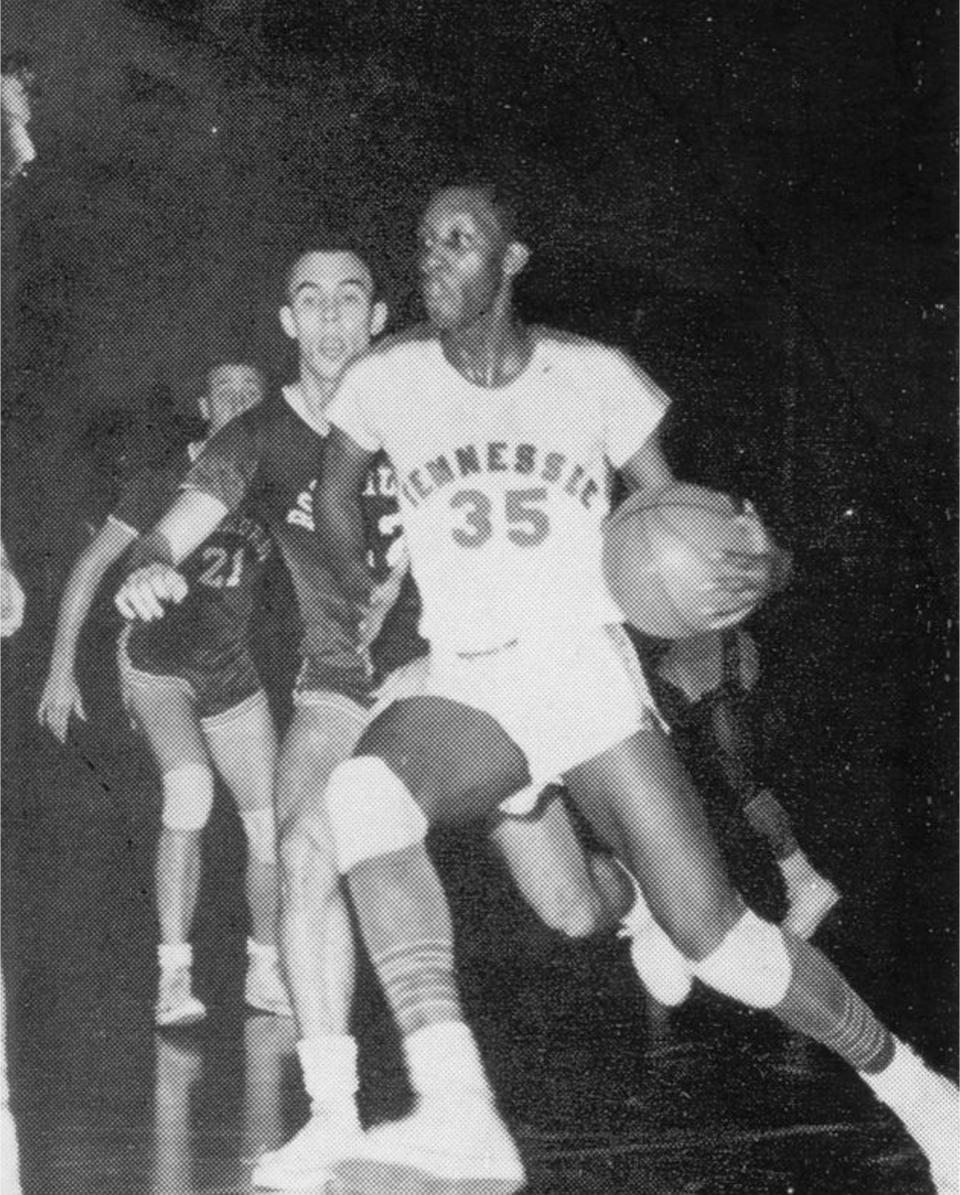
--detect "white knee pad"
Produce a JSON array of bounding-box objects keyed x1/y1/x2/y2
[
  {"x1": 691, "y1": 910, "x2": 792, "y2": 1009},
  {"x1": 324, "y1": 757, "x2": 428, "y2": 874},
  {"x1": 240, "y1": 806, "x2": 278, "y2": 866},
  {"x1": 162, "y1": 764, "x2": 215, "y2": 831}
]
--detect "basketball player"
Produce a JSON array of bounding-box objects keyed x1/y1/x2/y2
[
  {"x1": 306, "y1": 183, "x2": 957, "y2": 1194},
  {"x1": 113, "y1": 247, "x2": 684, "y2": 1192},
  {"x1": 641, "y1": 626, "x2": 840, "y2": 940},
  {"x1": 38, "y1": 363, "x2": 291, "y2": 1027}
]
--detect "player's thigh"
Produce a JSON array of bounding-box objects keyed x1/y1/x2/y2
[
  {"x1": 123, "y1": 668, "x2": 207, "y2": 774},
  {"x1": 356, "y1": 695, "x2": 531, "y2": 826},
  {"x1": 489, "y1": 788, "x2": 597, "y2": 915},
  {"x1": 275, "y1": 697, "x2": 367, "y2": 836},
  {"x1": 201, "y1": 689, "x2": 279, "y2": 813},
  {"x1": 566, "y1": 721, "x2": 741, "y2": 959}
]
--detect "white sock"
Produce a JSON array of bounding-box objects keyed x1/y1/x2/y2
[
  {"x1": 247, "y1": 937, "x2": 278, "y2": 966},
  {"x1": 860, "y1": 1039, "x2": 920, "y2": 1103},
  {"x1": 404, "y1": 1021, "x2": 490, "y2": 1099},
  {"x1": 158, "y1": 942, "x2": 192, "y2": 972},
  {"x1": 297, "y1": 1034, "x2": 360, "y2": 1121}
]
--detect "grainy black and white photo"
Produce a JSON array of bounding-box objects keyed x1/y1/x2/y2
[{"x1": 1, "y1": 2, "x2": 956, "y2": 1193}]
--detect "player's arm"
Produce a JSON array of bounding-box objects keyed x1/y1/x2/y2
[
  {"x1": 38, "y1": 518, "x2": 138, "y2": 742},
  {"x1": 314, "y1": 426, "x2": 378, "y2": 610},
  {"x1": 114, "y1": 490, "x2": 229, "y2": 622}
]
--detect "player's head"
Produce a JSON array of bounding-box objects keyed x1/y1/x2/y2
[
  {"x1": 280, "y1": 248, "x2": 388, "y2": 383},
  {"x1": 1, "y1": 54, "x2": 36, "y2": 190},
  {"x1": 198, "y1": 362, "x2": 266, "y2": 435},
  {"x1": 417, "y1": 183, "x2": 530, "y2": 330}
]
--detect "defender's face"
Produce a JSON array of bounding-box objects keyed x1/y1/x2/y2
[
  {"x1": 203, "y1": 364, "x2": 265, "y2": 434},
  {"x1": 417, "y1": 189, "x2": 510, "y2": 329},
  {"x1": 281, "y1": 251, "x2": 385, "y2": 381}
]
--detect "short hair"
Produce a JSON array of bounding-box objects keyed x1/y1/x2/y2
[
  {"x1": 281, "y1": 239, "x2": 380, "y2": 303},
  {"x1": 431, "y1": 177, "x2": 529, "y2": 245}
]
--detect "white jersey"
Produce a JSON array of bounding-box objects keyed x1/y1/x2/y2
[{"x1": 327, "y1": 327, "x2": 668, "y2": 653}]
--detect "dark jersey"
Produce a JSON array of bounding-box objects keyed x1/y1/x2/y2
[
  {"x1": 183, "y1": 392, "x2": 425, "y2": 701},
  {"x1": 112, "y1": 447, "x2": 273, "y2": 670}
]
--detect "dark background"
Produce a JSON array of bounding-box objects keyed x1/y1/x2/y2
[{"x1": 1, "y1": 0, "x2": 957, "y2": 1150}]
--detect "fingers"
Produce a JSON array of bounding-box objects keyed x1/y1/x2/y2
[{"x1": 115, "y1": 565, "x2": 188, "y2": 621}]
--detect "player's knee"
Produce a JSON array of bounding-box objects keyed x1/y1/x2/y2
[
  {"x1": 324, "y1": 756, "x2": 428, "y2": 874},
  {"x1": 161, "y1": 764, "x2": 214, "y2": 832},
  {"x1": 690, "y1": 910, "x2": 792, "y2": 1008},
  {"x1": 239, "y1": 805, "x2": 278, "y2": 866}
]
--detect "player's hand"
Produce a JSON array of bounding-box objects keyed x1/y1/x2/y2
[
  {"x1": 37, "y1": 669, "x2": 86, "y2": 743},
  {"x1": 115, "y1": 563, "x2": 189, "y2": 621},
  {"x1": 701, "y1": 549, "x2": 774, "y2": 627},
  {"x1": 0, "y1": 560, "x2": 25, "y2": 637}
]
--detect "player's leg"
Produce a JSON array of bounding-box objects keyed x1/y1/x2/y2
[
  {"x1": 490, "y1": 789, "x2": 694, "y2": 1007},
  {"x1": 201, "y1": 688, "x2": 290, "y2": 1017},
  {"x1": 324, "y1": 695, "x2": 531, "y2": 1192},
  {"x1": 489, "y1": 785, "x2": 633, "y2": 939},
  {"x1": 251, "y1": 693, "x2": 366, "y2": 1191},
  {"x1": 567, "y1": 723, "x2": 958, "y2": 1193},
  {"x1": 121, "y1": 664, "x2": 210, "y2": 1027},
  {"x1": 711, "y1": 696, "x2": 840, "y2": 938}
]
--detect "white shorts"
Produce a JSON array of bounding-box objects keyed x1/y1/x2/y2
[{"x1": 426, "y1": 624, "x2": 656, "y2": 814}]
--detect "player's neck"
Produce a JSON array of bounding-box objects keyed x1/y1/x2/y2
[
  {"x1": 294, "y1": 365, "x2": 338, "y2": 418},
  {"x1": 440, "y1": 312, "x2": 533, "y2": 390}
]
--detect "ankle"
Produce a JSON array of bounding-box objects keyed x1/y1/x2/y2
[{"x1": 158, "y1": 941, "x2": 193, "y2": 972}]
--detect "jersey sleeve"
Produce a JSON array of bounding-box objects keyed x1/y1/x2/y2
[
  {"x1": 110, "y1": 468, "x2": 172, "y2": 535},
  {"x1": 599, "y1": 349, "x2": 670, "y2": 468},
  {"x1": 325, "y1": 358, "x2": 384, "y2": 452},
  {"x1": 182, "y1": 418, "x2": 258, "y2": 511}
]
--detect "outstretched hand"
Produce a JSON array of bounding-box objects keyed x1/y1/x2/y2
[{"x1": 115, "y1": 563, "x2": 189, "y2": 622}]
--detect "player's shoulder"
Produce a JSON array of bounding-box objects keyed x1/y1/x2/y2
[{"x1": 343, "y1": 324, "x2": 439, "y2": 381}]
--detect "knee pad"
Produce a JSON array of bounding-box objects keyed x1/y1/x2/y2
[
  {"x1": 162, "y1": 764, "x2": 215, "y2": 832},
  {"x1": 240, "y1": 806, "x2": 278, "y2": 866},
  {"x1": 690, "y1": 910, "x2": 792, "y2": 1009},
  {"x1": 324, "y1": 756, "x2": 428, "y2": 874}
]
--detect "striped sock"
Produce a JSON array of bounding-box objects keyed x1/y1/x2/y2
[
  {"x1": 372, "y1": 938, "x2": 461, "y2": 1038},
  {"x1": 774, "y1": 932, "x2": 895, "y2": 1074}
]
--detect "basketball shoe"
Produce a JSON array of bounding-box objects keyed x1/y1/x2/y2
[
  {"x1": 252, "y1": 1103, "x2": 363, "y2": 1190},
  {"x1": 155, "y1": 945, "x2": 206, "y2": 1028},
  {"x1": 862, "y1": 1040, "x2": 959, "y2": 1195},
  {"x1": 335, "y1": 1093, "x2": 526, "y2": 1195},
  {"x1": 618, "y1": 880, "x2": 693, "y2": 1007},
  {"x1": 244, "y1": 938, "x2": 293, "y2": 1017}
]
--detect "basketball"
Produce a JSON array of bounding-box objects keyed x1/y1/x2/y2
[{"x1": 603, "y1": 483, "x2": 771, "y2": 639}]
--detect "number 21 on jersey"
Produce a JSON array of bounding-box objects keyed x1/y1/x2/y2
[{"x1": 450, "y1": 487, "x2": 550, "y2": 548}]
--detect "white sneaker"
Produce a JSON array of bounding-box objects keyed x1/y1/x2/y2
[
  {"x1": 335, "y1": 1093, "x2": 526, "y2": 1194},
  {"x1": 782, "y1": 874, "x2": 841, "y2": 940},
  {"x1": 864, "y1": 1042, "x2": 960, "y2": 1194},
  {"x1": 252, "y1": 1107, "x2": 362, "y2": 1190},
  {"x1": 619, "y1": 894, "x2": 692, "y2": 1008},
  {"x1": 155, "y1": 967, "x2": 206, "y2": 1028},
  {"x1": 245, "y1": 951, "x2": 293, "y2": 1018}
]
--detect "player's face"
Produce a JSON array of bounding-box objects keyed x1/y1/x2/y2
[
  {"x1": 280, "y1": 251, "x2": 387, "y2": 381},
  {"x1": 202, "y1": 364, "x2": 265, "y2": 434},
  {"x1": 417, "y1": 189, "x2": 512, "y2": 330}
]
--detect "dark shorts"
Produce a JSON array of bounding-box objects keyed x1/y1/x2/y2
[{"x1": 118, "y1": 627, "x2": 262, "y2": 721}]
